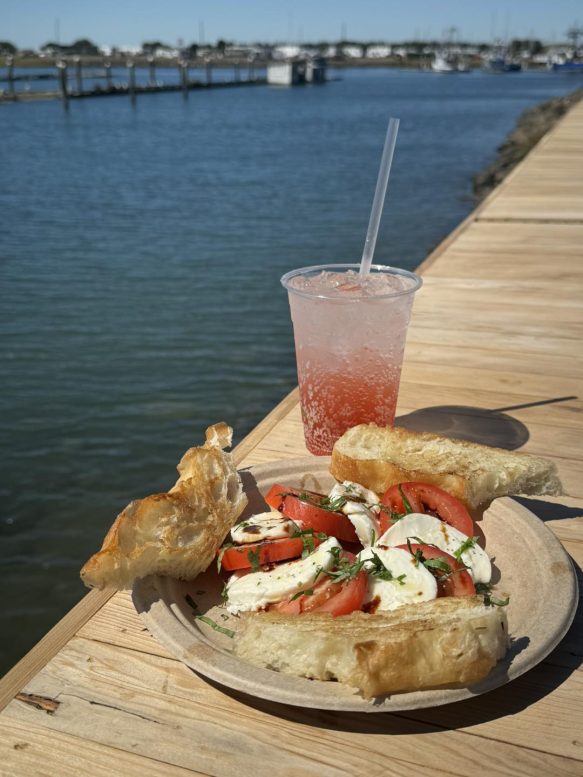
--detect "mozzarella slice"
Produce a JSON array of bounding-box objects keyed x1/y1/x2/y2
[
  {"x1": 357, "y1": 546, "x2": 437, "y2": 612},
  {"x1": 230, "y1": 511, "x2": 299, "y2": 545},
  {"x1": 378, "y1": 513, "x2": 492, "y2": 584},
  {"x1": 225, "y1": 536, "x2": 341, "y2": 615},
  {"x1": 329, "y1": 481, "x2": 381, "y2": 512},
  {"x1": 328, "y1": 481, "x2": 381, "y2": 546}
]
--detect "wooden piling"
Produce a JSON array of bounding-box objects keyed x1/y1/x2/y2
[
  {"x1": 104, "y1": 61, "x2": 112, "y2": 90},
  {"x1": 56, "y1": 60, "x2": 68, "y2": 109},
  {"x1": 205, "y1": 58, "x2": 212, "y2": 84},
  {"x1": 148, "y1": 56, "x2": 156, "y2": 86},
  {"x1": 179, "y1": 59, "x2": 188, "y2": 97},
  {"x1": 127, "y1": 60, "x2": 136, "y2": 103},
  {"x1": 74, "y1": 56, "x2": 83, "y2": 94},
  {"x1": 234, "y1": 63, "x2": 240, "y2": 82},
  {"x1": 6, "y1": 56, "x2": 15, "y2": 97}
]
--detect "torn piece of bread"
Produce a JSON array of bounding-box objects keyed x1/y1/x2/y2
[
  {"x1": 80, "y1": 423, "x2": 247, "y2": 590},
  {"x1": 234, "y1": 596, "x2": 508, "y2": 698},
  {"x1": 330, "y1": 424, "x2": 563, "y2": 509}
]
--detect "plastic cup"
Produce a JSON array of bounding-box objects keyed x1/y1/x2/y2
[{"x1": 281, "y1": 263, "x2": 422, "y2": 455}]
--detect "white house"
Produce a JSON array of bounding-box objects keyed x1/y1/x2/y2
[{"x1": 366, "y1": 45, "x2": 392, "y2": 58}]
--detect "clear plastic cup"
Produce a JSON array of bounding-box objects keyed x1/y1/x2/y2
[{"x1": 281, "y1": 263, "x2": 422, "y2": 455}]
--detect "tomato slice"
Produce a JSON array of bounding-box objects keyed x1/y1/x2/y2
[
  {"x1": 219, "y1": 535, "x2": 321, "y2": 571},
  {"x1": 396, "y1": 543, "x2": 475, "y2": 597},
  {"x1": 380, "y1": 482, "x2": 475, "y2": 537},
  {"x1": 264, "y1": 483, "x2": 358, "y2": 543},
  {"x1": 271, "y1": 552, "x2": 367, "y2": 616}
]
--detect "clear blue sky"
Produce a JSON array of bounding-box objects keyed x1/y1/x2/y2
[{"x1": 3, "y1": 0, "x2": 581, "y2": 49}]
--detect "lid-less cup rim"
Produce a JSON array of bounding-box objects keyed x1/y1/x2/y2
[{"x1": 280, "y1": 263, "x2": 423, "y2": 301}]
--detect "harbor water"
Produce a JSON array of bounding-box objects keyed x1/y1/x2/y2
[{"x1": 0, "y1": 67, "x2": 578, "y2": 674}]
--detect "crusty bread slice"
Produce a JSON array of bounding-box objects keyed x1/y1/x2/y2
[
  {"x1": 330, "y1": 424, "x2": 562, "y2": 509},
  {"x1": 234, "y1": 596, "x2": 508, "y2": 698},
  {"x1": 80, "y1": 423, "x2": 247, "y2": 590}
]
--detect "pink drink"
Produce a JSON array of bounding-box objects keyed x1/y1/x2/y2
[{"x1": 281, "y1": 264, "x2": 422, "y2": 455}]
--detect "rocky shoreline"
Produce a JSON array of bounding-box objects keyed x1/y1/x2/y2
[{"x1": 473, "y1": 87, "x2": 583, "y2": 201}]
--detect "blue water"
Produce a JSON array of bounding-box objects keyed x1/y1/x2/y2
[{"x1": 0, "y1": 68, "x2": 578, "y2": 674}]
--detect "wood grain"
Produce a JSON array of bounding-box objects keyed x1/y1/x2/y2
[
  {"x1": 0, "y1": 718, "x2": 208, "y2": 777},
  {"x1": 4, "y1": 636, "x2": 582, "y2": 777},
  {"x1": 0, "y1": 387, "x2": 299, "y2": 712},
  {"x1": 1, "y1": 89, "x2": 582, "y2": 777}
]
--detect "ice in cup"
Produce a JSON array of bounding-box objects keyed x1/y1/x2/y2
[{"x1": 281, "y1": 264, "x2": 422, "y2": 455}]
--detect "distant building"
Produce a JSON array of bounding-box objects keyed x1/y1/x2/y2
[
  {"x1": 272, "y1": 45, "x2": 302, "y2": 60},
  {"x1": 341, "y1": 45, "x2": 364, "y2": 58},
  {"x1": 366, "y1": 45, "x2": 392, "y2": 58},
  {"x1": 267, "y1": 57, "x2": 326, "y2": 85}
]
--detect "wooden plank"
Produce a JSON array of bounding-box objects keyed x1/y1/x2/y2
[
  {"x1": 0, "y1": 388, "x2": 299, "y2": 712},
  {"x1": 405, "y1": 340, "x2": 583, "y2": 379},
  {"x1": 2, "y1": 80, "x2": 583, "y2": 777},
  {"x1": 4, "y1": 636, "x2": 583, "y2": 777},
  {"x1": 0, "y1": 589, "x2": 114, "y2": 714},
  {"x1": 415, "y1": 102, "x2": 583, "y2": 274},
  {"x1": 0, "y1": 717, "x2": 207, "y2": 777},
  {"x1": 478, "y1": 103, "x2": 583, "y2": 222},
  {"x1": 401, "y1": 362, "x2": 582, "y2": 407}
]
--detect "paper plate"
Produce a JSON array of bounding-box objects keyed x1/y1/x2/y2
[{"x1": 133, "y1": 457, "x2": 578, "y2": 712}]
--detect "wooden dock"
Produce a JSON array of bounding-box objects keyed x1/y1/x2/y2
[{"x1": 0, "y1": 100, "x2": 582, "y2": 775}]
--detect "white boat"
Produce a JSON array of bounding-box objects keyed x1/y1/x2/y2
[{"x1": 431, "y1": 52, "x2": 470, "y2": 73}]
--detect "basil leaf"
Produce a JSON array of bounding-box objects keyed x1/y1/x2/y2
[
  {"x1": 247, "y1": 547, "x2": 261, "y2": 572},
  {"x1": 398, "y1": 484, "x2": 414, "y2": 514},
  {"x1": 453, "y1": 536, "x2": 479, "y2": 561},
  {"x1": 290, "y1": 588, "x2": 314, "y2": 601},
  {"x1": 367, "y1": 551, "x2": 407, "y2": 585}
]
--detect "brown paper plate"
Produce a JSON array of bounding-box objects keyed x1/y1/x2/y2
[{"x1": 133, "y1": 457, "x2": 578, "y2": 712}]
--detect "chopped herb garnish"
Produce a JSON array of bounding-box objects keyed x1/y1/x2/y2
[
  {"x1": 292, "y1": 527, "x2": 328, "y2": 559},
  {"x1": 367, "y1": 551, "x2": 407, "y2": 585},
  {"x1": 220, "y1": 583, "x2": 229, "y2": 603},
  {"x1": 280, "y1": 491, "x2": 353, "y2": 513},
  {"x1": 404, "y1": 538, "x2": 464, "y2": 578},
  {"x1": 476, "y1": 582, "x2": 510, "y2": 607},
  {"x1": 324, "y1": 546, "x2": 366, "y2": 583},
  {"x1": 453, "y1": 536, "x2": 479, "y2": 561},
  {"x1": 247, "y1": 546, "x2": 261, "y2": 572},
  {"x1": 422, "y1": 556, "x2": 453, "y2": 574},
  {"x1": 376, "y1": 502, "x2": 405, "y2": 522},
  {"x1": 185, "y1": 594, "x2": 235, "y2": 637},
  {"x1": 290, "y1": 588, "x2": 314, "y2": 601},
  {"x1": 398, "y1": 484, "x2": 414, "y2": 514},
  {"x1": 196, "y1": 615, "x2": 235, "y2": 638}
]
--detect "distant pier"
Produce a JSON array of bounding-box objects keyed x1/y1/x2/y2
[{"x1": 0, "y1": 57, "x2": 326, "y2": 105}]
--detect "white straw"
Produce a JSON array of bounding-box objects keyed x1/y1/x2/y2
[{"x1": 359, "y1": 117, "x2": 400, "y2": 278}]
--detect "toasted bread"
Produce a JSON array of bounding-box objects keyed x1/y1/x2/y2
[
  {"x1": 234, "y1": 596, "x2": 508, "y2": 698},
  {"x1": 330, "y1": 424, "x2": 562, "y2": 508},
  {"x1": 80, "y1": 423, "x2": 247, "y2": 590}
]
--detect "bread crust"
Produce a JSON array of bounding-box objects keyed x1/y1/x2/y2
[
  {"x1": 80, "y1": 423, "x2": 247, "y2": 590},
  {"x1": 234, "y1": 597, "x2": 508, "y2": 698},
  {"x1": 330, "y1": 423, "x2": 562, "y2": 508},
  {"x1": 330, "y1": 449, "x2": 468, "y2": 505}
]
